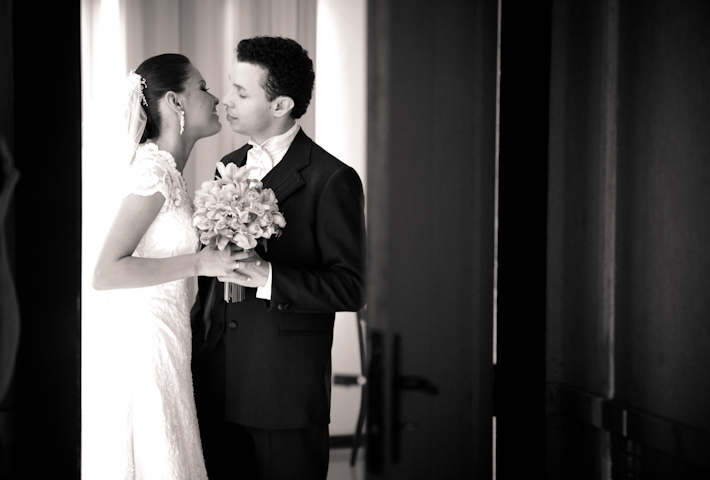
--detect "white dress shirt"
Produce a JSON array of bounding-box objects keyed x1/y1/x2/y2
[{"x1": 246, "y1": 123, "x2": 301, "y2": 300}]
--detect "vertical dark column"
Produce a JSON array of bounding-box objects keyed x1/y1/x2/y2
[
  {"x1": 0, "y1": 0, "x2": 12, "y2": 152},
  {"x1": 12, "y1": 2, "x2": 82, "y2": 478},
  {"x1": 613, "y1": 0, "x2": 710, "y2": 474},
  {"x1": 496, "y1": 1, "x2": 552, "y2": 477},
  {"x1": 0, "y1": 0, "x2": 17, "y2": 475},
  {"x1": 546, "y1": 0, "x2": 710, "y2": 476}
]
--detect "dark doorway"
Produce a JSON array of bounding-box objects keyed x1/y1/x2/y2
[
  {"x1": 495, "y1": 0, "x2": 552, "y2": 477},
  {"x1": 3, "y1": 1, "x2": 82, "y2": 478}
]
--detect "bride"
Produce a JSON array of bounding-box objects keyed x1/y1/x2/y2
[{"x1": 88, "y1": 53, "x2": 251, "y2": 479}]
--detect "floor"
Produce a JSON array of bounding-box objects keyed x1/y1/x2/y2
[
  {"x1": 328, "y1": 447, "x2": 365, "y2": 480},
  {"x1": 0, "y1": 447, "x2": 364, "y2": 479},
  {"x1": 0, "y1": 443, "x2": 366, "y2": 479}
]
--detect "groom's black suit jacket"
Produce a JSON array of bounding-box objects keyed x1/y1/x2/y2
[{"x1": 191, "y1": 129, "x2": 366, "y2": 430}]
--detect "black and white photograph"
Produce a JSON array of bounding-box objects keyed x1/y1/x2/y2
[{"x1": 1, "y1": 0, "x2": 709, "y2": 479}]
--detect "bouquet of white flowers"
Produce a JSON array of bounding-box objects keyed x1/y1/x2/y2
[{"x1": 193, "y1": 161, "x2": 286, "y2": 302}]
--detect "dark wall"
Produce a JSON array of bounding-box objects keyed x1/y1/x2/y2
[
  {"x1": 547, "y1": 0, "x2": 710, "y2": 477},
  {"x1": 546, "y1": 0, "x2": 614, "y2": 397},
  {"x1": 615, "y1": 0, "x2": 710, "y2": 431},
  {"x1": 0, "y1": 0, "x2": 15, "y2": 476},
  {"x1": 0, "y1": 0, "x2": 11, "y2": 152},
  {"x1": 7, "y1": 1, "x2": 82, "y2": 478}
]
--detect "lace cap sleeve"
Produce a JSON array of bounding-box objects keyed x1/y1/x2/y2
[{"x1": 124, "y1": 144, "x2": 176, "y2": 210}]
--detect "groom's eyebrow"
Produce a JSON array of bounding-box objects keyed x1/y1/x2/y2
[{"x1": 228, "y1": 75, "x2": 245, "y2": 90}]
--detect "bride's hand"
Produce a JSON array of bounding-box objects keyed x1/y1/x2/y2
[
  {"x1": 217, "y1": 250, "x2": 269, "y2": 288},
  {"x1": 196, "y1": 244, "x2": 256, "y2": 278}
]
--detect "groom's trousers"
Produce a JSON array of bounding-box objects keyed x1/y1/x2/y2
[{"x1": 193, "y1": 337, "x2": 330, "y2": 480}]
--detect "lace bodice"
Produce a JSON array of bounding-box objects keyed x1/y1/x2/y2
[{"x1": 127, "y1": 143, "x2": 199, "y2": 260}]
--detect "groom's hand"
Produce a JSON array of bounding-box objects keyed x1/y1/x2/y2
[
  {"x1": 196, "y1": 244, "x2": 256, "y2": 280},
  {"x1": 219, "y1": 251, "x2": 269, "y2": 288}
]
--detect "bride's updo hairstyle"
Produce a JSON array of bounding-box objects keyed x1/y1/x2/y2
[{"x1": 135, "y1": 54, "x2": 192, "y2": 143}]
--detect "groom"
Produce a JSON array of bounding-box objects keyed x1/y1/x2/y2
[{"x1": 191, "y1": 36, "x2": 366, "y2": 480}]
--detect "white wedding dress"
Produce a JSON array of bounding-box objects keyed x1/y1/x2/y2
[{"x1": 86, "y1": 143, "x2": 208, "y2": 479}]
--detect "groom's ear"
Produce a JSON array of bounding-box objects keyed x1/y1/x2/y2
[{"x1": 273, "y1": 96, "x2": 295, "y2": 118}]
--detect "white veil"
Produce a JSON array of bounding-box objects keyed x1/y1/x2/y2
[
  {"x1": 124, "y1": 70, "x2": 148, "y2": 164},
  {"x1": 82, "y1": 65, "x2": 151, "y2": 480}
]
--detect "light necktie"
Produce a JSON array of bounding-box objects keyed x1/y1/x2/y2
[{"x1": 246, "y1": 142, "x2": 274, "y2": 180}]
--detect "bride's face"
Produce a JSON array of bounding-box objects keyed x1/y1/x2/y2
[{"x1": 180, "y1": 65, "x2": 222, "y2": 139}]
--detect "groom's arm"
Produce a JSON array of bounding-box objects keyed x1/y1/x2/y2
[{"x1": 268, "y1": 165, "x2": 366, "y2": 314}]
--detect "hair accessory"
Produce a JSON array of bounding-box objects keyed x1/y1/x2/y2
[
  {"x1": 179, "y1": 110, "x2": 185, "y2": 135},
  {"x1": 125, "y1": 70, "x2": 149, "y2": 163},
  {"x1": 139, "y1": 79, "x2": 148, "y2": 106},
  {"x1": 128, "y1": 70, "x2": 148, "y2": 106}
]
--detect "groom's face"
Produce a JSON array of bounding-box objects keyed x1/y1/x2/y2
[{"x1": 224, "y1": 60, "x2": 276, "y2": 140}]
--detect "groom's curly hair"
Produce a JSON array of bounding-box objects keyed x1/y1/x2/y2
[{"x1": 236, "y1": 36, "x2": 315, "y2": 119}]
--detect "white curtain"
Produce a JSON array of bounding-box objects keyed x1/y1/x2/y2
[
  {"x1": 81, "y1": 2, "x2": 366, "y2": 471},
  {"x1": 80, "y1": 0, "x2": 319, "y2": 334},
  {"x1": 81, "y1": 0, "x2": 317, "y2": 313},
  {"x1": 80, "y1": 1, "x2": 318, "y2": 476},
  {"x1": 82, "y1": 0, "x2": 317, "y2": 207},
  {"x1": 314, "y1": 0, "x2": 367, "y2": 438}
]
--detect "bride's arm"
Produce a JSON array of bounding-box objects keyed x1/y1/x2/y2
[{"x1": 92, "y1": 192, "x2": 249, "y2": 290}]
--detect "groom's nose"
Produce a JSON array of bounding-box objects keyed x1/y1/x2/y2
[{"x1": 223, "y1": 91, "x2": 234, "y2": 107}]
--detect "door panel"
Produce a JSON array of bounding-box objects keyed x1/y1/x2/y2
[{"x1": 366, "y1": 0, "x2": 498, "y2": 477}]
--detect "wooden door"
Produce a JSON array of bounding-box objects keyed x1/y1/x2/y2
[{"x1": 365, "y1": 0, "x2": 498, "y2": 477}]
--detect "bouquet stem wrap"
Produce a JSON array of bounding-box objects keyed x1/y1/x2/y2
[{"x1": 224, "y1": 282, "x2": 245, "y2": 302}]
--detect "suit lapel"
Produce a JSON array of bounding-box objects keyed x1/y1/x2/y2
[
  {"x1": 220, "y1": 145, "x2": 251, "y2": 171},
  {"x1": 262, "y1": 129, "x2": 311, "y2": 202},
  {"x1": 236, "y1": 146, "x2": 250, "y2": 168}
]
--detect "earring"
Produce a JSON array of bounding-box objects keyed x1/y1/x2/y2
[{"x1": 179, "y1": 110, "x2": 185, "y2": 135}]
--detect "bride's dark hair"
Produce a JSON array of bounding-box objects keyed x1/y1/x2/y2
[{"x1": 135, "y1": 54, "x2": 192, "y2": 143}]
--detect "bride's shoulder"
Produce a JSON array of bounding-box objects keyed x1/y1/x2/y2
[
  {"x1": 125, "y1": 144, "x2": 177, "y2": 197},
  {"x1": 133, "y1": 143, "x2": 177, "y2": 171}
]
